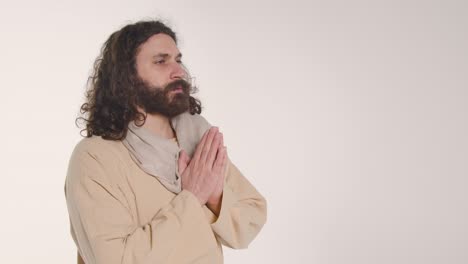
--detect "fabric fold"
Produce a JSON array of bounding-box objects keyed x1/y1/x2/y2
[{"x1": 122, "y1": 111, "x2": 212, "y2": 193}]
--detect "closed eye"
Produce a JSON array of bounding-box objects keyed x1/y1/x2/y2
[{"x1": 154, "y1": 60, "x2": 182, "y2": 64}]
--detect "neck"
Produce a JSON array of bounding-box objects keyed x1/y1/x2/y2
[{"x1": 136, "y1": 111, "x2": 176, "y2": 140}]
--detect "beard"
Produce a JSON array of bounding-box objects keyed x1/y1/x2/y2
[{"x1": 135, "y1": 78, "x2": 193, "y2": 118}]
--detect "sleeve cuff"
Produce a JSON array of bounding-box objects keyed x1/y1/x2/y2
[
  {"x1": 210, "y1": 185, "x2": 236, "y2": 231},
  {"x1": 174, "y1": 189, "x2": 203, "y2": 211}
]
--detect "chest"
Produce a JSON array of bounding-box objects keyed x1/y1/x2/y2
[{"x1": 116, "y1": 155, "x2": 216, "y2": 226}]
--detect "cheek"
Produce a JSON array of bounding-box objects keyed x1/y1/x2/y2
[
  {"x1": 138, "y1": 65, "x2": 167, "y2": 87},
  {"x1": 150, "y1": 66, "x2": 172, "y2": 85}
]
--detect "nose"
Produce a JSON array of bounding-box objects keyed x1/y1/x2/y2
[{"x1": 170, "y1": 62, "x2": 187, "y2": 81}]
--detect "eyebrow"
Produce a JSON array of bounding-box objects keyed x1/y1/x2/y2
[{"x1": 152, "y1": 52, "x2": 182, "y2": 59}]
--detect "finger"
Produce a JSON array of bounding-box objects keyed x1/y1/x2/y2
[
  {"x1": 207, "y1": 132, "x2": 222, "y2": 168},
  {"x1": 210, "y1": 148, "x2": 226, "y2": 195},
  {"x1": 218, "y1": 134, "x2": 224, "y2": 150},
  {"x1": 216, "y1": 150, "x2": 227, "y2": 186},
  {"x1": 178, "y1": 150, "x2": 185, "y2": 171},
  {"x1": 181, "y1": 150, "x2": 191, "y2": 164},
  {"x1": 192, "y1": 128, "x2": 215, "y2": 193},
  {"x1": 211, "y1": 134, "x2": 224, "y2": 168},
  {"x1": 213, "y1": 146, "x2": 227, "y2": 173},
  {"x1": 220, "y1": 147, "x2": 228, "y2": 173},
  {"x1": 178, "y1": 150, "x2": 189, "y2": 173},
  {"x1": 184, "y1": 150, "x2": 192, "y2": 163},
  {"x1": 192, "y1": 127, "x2": 213, "y2": 163},
  {"x1": 200, "y1": 127, "x2": 218, "y2": 163}
]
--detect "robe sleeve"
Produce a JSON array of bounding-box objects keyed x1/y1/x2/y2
[
  {"x1": 64, "y1": 148, "x2": 208, "y2": 264},
  {"x1": 210, "y1": 158, "x2": 268, "y2": 249}
]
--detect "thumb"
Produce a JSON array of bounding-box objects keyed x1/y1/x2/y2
[{"x1": 178, "y1": 149, "x2": 190, "y2": 173}]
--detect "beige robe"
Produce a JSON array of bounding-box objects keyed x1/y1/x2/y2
[{"x1": 64, "y1": 135, "x2": 267, "y2": 264}]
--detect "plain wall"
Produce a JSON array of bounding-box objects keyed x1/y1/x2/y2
[{"x1": 0, "y1": 0, "x2": 467, "y2": 263}]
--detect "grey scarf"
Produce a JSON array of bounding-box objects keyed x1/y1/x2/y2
[{"x1": 122, "y1": 111, "x2": 212, "y2": 193}]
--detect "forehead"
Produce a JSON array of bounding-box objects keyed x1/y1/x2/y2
[{"x1": 137, "y1": 33, "x2": 180, "y2": 57}]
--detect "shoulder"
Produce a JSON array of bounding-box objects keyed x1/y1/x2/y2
[
  {"x1": 67, "y1": 136, "x2": 128, "y2": 180},
  {"x1": 65, "y1": 136, "x2": 131, "y2": 204},
  {"x1": 72, "y1": 135, "x2": 124, "y2": 157}
]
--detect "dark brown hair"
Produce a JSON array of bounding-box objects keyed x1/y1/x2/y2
[{"x1": 76, "y1": 20, "x2": 202, "y2": 141}]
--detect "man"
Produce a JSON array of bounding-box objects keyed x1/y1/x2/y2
[{"x1": 64, "y1": 20, "x2": 267, "y2": 264}]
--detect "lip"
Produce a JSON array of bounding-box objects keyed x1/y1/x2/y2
[{"x1": 171, "y1": 85, "x2": 183, "y2": 93}]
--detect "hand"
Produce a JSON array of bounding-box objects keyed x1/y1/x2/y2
[
  {"x1": 178, "y1": 126, "x2": 228, "y2": 205},
  {"x1": 206, "y1": 132, "x2": 228, "y2": 207}
]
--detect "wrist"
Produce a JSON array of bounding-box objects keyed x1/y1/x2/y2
[
  {"x1": 207, "y1": 193, "x2": 223, "y2": 216},
  {"x1": 207, "y1": 192, "x2": 222, "y2": 206}
]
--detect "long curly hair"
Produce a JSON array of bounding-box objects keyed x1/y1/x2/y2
[{"x1": 76, "y1": 20, "x2": 202, "y2": 141}]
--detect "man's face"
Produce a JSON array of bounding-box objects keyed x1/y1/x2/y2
[{"x1": 134, "y1": 33, "x2": 191, "y2": 117}]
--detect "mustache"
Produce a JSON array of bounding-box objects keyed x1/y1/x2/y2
[{"x1": 164, "y1": 79, "x2": 191, "y2": 93}]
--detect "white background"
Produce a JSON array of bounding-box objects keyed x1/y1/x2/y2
[{"x1": 0, "y1": 0, "x2": 467, "y2": 263}]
